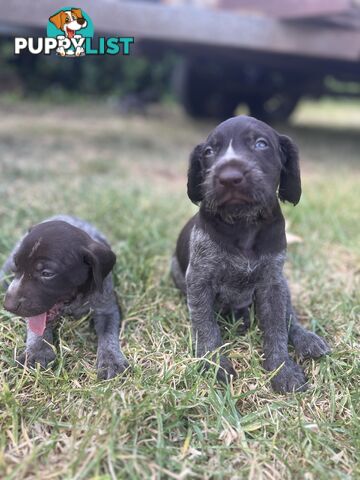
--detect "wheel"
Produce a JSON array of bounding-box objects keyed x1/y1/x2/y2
[
  {"x1": 172, "y1": 59, "x2": 238, "y2": 120},
  {"x1": 173, "y1": 59, "x2": 302, "y2": 122}
]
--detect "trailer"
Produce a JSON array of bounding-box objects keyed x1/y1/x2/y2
[{"x1": 1, "y1": 0, "x2": 360, "y2": 121}]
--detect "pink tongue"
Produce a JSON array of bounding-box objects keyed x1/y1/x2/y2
[{"x1": 26, "y1": 313, "x2": 47, "y2": 336}]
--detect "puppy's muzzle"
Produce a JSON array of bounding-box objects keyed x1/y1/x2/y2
[
  {"x1": 214, "y1": 158, "x2": 251, "y2": 189},
  {"x1": 4, "y1": 292, "x2": 24, "y2": 314},
  {"x1": 216, "y1": 164, "x2": 244, "y2": 189},
  {"x1": 213, "y1": 159, "x2": 254, "y2": 205}
]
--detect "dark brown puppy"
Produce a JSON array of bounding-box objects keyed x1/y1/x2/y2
[
  {"x1": 171, "y1": 115, "x2": 330, "y2": 393},
  {"x1": 1, "y1": 215, "x2": 128, "y2": 379}
]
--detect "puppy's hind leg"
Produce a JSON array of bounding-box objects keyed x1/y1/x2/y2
[
  {"x1": 287, "y1": 298, "x2": 330, "y2": 360},
  {"x1": 170, "y1": 255, "x2": 187, "y2": 295}
]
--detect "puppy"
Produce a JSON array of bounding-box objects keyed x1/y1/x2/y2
[
  {"x1": 171, "y1": 115, "x2": 330, "y2": 393},
  {"x1": 1, "y1": 215, "x2": 129, "y2": 379},
  {"x1": 49, "y1": 8, "x2": 87, "y2": 56},
  {"x1": 49, "y1": 8, "x2": 87, "y2": 38}
]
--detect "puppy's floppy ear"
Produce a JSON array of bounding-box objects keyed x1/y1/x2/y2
[
  {"x1": 49, "y1": 11, "x2": 66, "y2": 30},
  {"x1": 187, "y1": 143, "x2": 205, "y2": 204},
  {"x1": 278, "y1": 135, "x2": 301, "y2": 206},
  {"x1": 71, "y1": 8, "x2": 83, "y2": 19},
  {"x1": 82, "y1": 242, "x2": 116, "y2": 293}
]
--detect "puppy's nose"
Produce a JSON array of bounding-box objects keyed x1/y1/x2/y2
[
  {"x1": 4, "y1": 294, "x2": 22, "y2": 313},
  {"x1": 217, "y1": 167, "x2": 244, "y2": 188},
  {"x1": 77, "y1": 17, "x2": 85, "y2": 25}
]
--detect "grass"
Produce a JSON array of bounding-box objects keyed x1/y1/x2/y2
[{"x1": 0, "y1": 97, "x2": 359, "y2": 479}]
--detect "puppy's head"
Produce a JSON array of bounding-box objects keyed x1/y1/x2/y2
[
  {"x1": 49, "y1": 9, "x2": 87, "y2": 38},
  {"x1": 4, "y1": 221, "x2": 115, "y2": 335},
  {"x1": 187, "y1": 115, "x2": 301, "y2": 218}
]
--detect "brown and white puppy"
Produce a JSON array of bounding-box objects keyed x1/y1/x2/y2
[
  {"x1": 49, "y1": 8, "x2": 87, "y2": 39},
  {"x1": 1, "y1": 215, "x2": 128, "y2": 379},
  {"x1": 49, "y1": 8, "x2": 87, "y2": 56},
  {"x1": 171, "y1": 115, "x2": 330, "y2": 392}
]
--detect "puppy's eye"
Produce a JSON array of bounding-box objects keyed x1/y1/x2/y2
[
  {"x1": 65, "y1": 17, "x2": 70, "y2": 23},
  {"x1": 204, "y1": 146, "x2": 214, "y2": 157},
  {"x1": 255, "y1": 139, "x2": 268, "y2": 150},
  {"x1": 41, "y1": 270, "x2": 55, "y2": 279}
]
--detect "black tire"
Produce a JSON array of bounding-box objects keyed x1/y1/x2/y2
[
  {"x1": 173, "y1": 59, "x2": 302, "y2": 122},
  {"x1": 172, "y1": 59, "x2": 238, "y2": 120}
]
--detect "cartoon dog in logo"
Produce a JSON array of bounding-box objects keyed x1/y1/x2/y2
[{"x1": 49, "y1": 8, "x2": 88, "y2": 56}]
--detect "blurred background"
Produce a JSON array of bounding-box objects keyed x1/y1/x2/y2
[{"x1": 1, "y1": 0, "x2": 360, "y2": 122}]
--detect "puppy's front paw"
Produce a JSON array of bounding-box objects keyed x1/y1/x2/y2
[
  {"x1": 293, "y1": 331, "x2": 331, "y2": 360},
  {"x1": 97, "y1": 350, "x2": 129, "y2": 380},
  {"x1": 200, "y1": 354, "x2": 237, "y2": 384},
  {"x1": 17, "y1": 346, "x2": 56, "y2": 369},
  {"x1": 216, "y1": 355, "x2": 237, "y2": 384},
  {"x1": 270, "y1": 359, "x2": 308, "y2": 393},
  {"x1": 233, "y1": 307, "x2": 250, "y2": 335}
]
